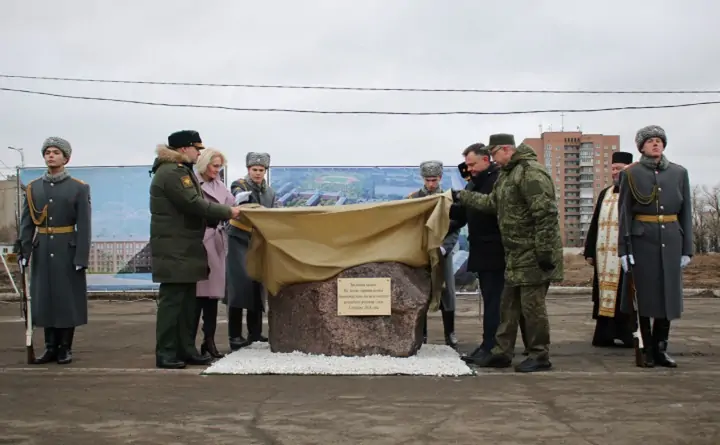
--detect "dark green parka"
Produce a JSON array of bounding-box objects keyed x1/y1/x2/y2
[
  {"x1": 457, "y1": 144, "x2": 563, "y2": 286},
  {"x1": 149, "y1": 145, "x2": 233, "y2": 283}
]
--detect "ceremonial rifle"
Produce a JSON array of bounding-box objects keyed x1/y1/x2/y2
[
  {"x1": 621, "y1": 203, "x2": 643, "y2": 367},
  {"x1": 14, "y1": 195, "x2": 35, "y2": 364},
  {"x1": 19, "y1": 254, "x2": 35, "y2": 364}
]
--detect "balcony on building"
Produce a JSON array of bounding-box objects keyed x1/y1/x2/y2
[{"x1": 564, "y1": 206, "x2": 581, "y2": 216}]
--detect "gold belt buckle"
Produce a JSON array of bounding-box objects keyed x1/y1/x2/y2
[
  {"x1": 658, "y1": 215, "x2": 664, "y2": 223},
  {"x1": 47, "y1": 227, "x2": 54, "y2": 234}
]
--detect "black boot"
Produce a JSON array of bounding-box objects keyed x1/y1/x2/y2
[
  {"x1": 227, "y1": 307, "x2": 247, "y2": 351},
  {"x1": 199, "y1": 299, "x2": 224, "y2": 358},
  {"x1": 201, "y1": 337, "x2": 225, "y2": 359},
  {"x1": 32, "y1": 328, "x2": 57, "y2": 364},
  {"x1": 638, "y1": 316, "x2": 655, "y2": 368},
  {"x1": 56, "y1": 328, "x2": 74, "y2": 365},
  {"x1": 441, "y1": 310, "x2": 458, "y2": 349},
  {"x1": 653, "y1": 318, "x2": 677, "y2": 368},
  {"x1": 247, "y1": 309, "x2": 267, "y2": 342}
]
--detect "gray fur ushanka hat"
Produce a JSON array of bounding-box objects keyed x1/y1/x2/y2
[
  {"x1": 635, "y1": 125, "x2": 667, "y2": 152},
  {"x1": 420, "y1": 160, "x2": 443, "y2": 177},
  {"x1": 246, "y1": 152, "x2": 270, "y2": 168},
  {"x1": 41, "y1": 137, "x2": 72, "y2": 158}
]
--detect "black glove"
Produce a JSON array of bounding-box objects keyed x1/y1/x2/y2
[
  {"x1": 451, "y1": 189, "x2": 461, "y2": 202},
  {"x1": 457, "y1": 162, "x2": 470, "y2": 181},
  {"x1": 449, "y1": 203, "x2": 464, "y2": 220},
  {"x1": 537, "y1": 251, "x2": 555, "y2": 272}
]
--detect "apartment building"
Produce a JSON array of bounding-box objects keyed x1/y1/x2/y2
[
  {"x1": 88, "y1": 241, "x2": 148, "y2": 273},
  {"x1": 523, "y1": 131, "x2": 620, "y2": 247}
]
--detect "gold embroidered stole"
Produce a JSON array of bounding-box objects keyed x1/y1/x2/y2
[{"x1": 595, "y1": 186, "x2": 621, "y2": 318}]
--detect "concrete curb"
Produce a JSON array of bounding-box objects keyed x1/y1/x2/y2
[
  {"x1": 1, "y1": 287, "x2": 718, "y2": 302},
  {"x1": 547, "y1": 286, "x2": 720, "y2": 298}
]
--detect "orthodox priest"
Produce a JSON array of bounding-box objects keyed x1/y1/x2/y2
[{"x1": 583, "y1": 151, "x2": 634, "y2": 348}]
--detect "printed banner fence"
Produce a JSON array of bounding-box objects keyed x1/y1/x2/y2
[
  {"x1": 16, "y1": 165, "x2": 477, "y2": 293},
  {"x1": 18, "y1": 165, "x2": 157, "y2": 292}
]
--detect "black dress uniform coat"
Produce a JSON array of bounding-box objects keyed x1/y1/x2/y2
[
  {"x1": 18, "y1": 174, "x2": 91, "y2": 328},
  {"x1": 451, "y1": 163, "x2": 505, "y2": 272}
]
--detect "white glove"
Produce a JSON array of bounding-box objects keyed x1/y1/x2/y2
[
  {"x1": 681, "y1": 255, "x2": 691, "y2": 268},
  {"x1": 234, "y1": 191, "x2": 252, "y2": 205},
  {"x1": 20, "y1": 258, "x2": 27, "y2": 267},
  {"x1": 440, "y1": 246, "x2": 446, "y2": 256},
  {"x1": 75, "y1": 265, "x2": 83, "y2": 271},
  {"x1": 620, "y1": 254, "x2": 635, "y2": 272}
]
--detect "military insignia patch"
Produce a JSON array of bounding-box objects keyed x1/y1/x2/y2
[{"x1": 181, "y1": 176, "x2": 193, "y2": 188}]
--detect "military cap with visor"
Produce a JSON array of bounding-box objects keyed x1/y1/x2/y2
[
  {"x1": 168, "y1": 130, "x2": 205, "y2": 150},
  {"x1": 485, "y1": 133, "x2": 516, "y2": 151}
]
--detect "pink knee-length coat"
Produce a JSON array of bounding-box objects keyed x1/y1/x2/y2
[{"x1": 195, "y1": 175, "x2": 235, "y2": 299}]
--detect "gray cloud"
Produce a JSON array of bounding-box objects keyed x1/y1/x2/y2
[{"x1": 1, "y1": 0, "x2": 719, "y2": 186}]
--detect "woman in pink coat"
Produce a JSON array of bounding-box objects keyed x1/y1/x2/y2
[{"x1": 194, "y1": 148, "x2": 235, "y2": 358}]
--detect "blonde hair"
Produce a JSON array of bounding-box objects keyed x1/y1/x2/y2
[{"x1": 196, "y1": 148, "x2": 227, "y2": 175}]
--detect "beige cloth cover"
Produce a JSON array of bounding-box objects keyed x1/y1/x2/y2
[{"x1": 236, "y1": 190, "x2": 453, "y2": 312}]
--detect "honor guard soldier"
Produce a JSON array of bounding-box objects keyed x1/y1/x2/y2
[
  {"x1": 150, "y1": 130, "x2": 242, "y2": 369},
  {"x1": 618, "y1": 125, "x2": 693, "y2": 368},
  {"x1": 407, "y1": 160, "x2": 461, "y2": 349},
  {"x1": 225, "y1": 152, "x2": 277, "y2": 351},
  {"x1": 17, "y1": 137, "x2": 91, "y2": 365}
]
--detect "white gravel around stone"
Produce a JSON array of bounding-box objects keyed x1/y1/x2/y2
[{"x1": 202, "y1": 342, "x2": 475, "y2": 376}]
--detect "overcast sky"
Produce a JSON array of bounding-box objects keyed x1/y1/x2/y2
[{"x1": 1, "y1": 0, "x2": 718, "y2": 187}]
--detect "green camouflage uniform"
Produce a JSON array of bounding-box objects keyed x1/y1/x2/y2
[{"x1": 457, "y1": 143, "x2": 563, "y2": 361}]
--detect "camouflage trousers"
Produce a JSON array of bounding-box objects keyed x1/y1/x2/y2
[{"x1": 491, "y1": 283, "x2": 551, "y2": 360}]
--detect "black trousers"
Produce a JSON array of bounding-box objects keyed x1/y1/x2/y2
[
  {"x1": 42, "y1": 327, "x2": 75, "y2": 349},
  {"x1": 228, "y1": 307, "x2": 263, "y2": 339},
  {"x1": 194, "y1": 297, "x2": 219, "y2": 340},
  {"x1": 638, "y1": 316, "x2": 672, "y2": 350},
  {"x1": 422, "y1": 301, "x2": 454, "y2": 338},
  {"x1": 477, "y1": 270, "x2": 505, "y2": 352}
]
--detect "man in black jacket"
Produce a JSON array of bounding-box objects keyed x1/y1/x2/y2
[{"x1": 452, "y1": 143, "x2": 527, "y2": 362}]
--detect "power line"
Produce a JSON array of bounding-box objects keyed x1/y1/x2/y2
[
  {"x1": 2, "y1": 87, "x2": 720, "y2": 115},
  {"x1": 2, "y1": 74, "x2": 720, "y2": 95}
]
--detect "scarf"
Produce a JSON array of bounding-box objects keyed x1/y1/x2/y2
[
  {"x1": 639, "y1": 154, "x2": 670, "y2": 171},
  {"x1": 422, "y1": 185, "x2": 443, "y2": 196},
  {"x1": 42, "y1": 169, "x2": 69, "y2": 183},
  {"x1": 245, "y1": 174, "x2": 267, "y2": 192}
]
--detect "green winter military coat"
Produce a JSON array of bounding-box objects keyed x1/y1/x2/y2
[
  {"x1": 149, "y1": 145, "x2": 233, "y2": 283},
  {"x1": 457, "y1": 144, "x2": 563, "y2": 286}
]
